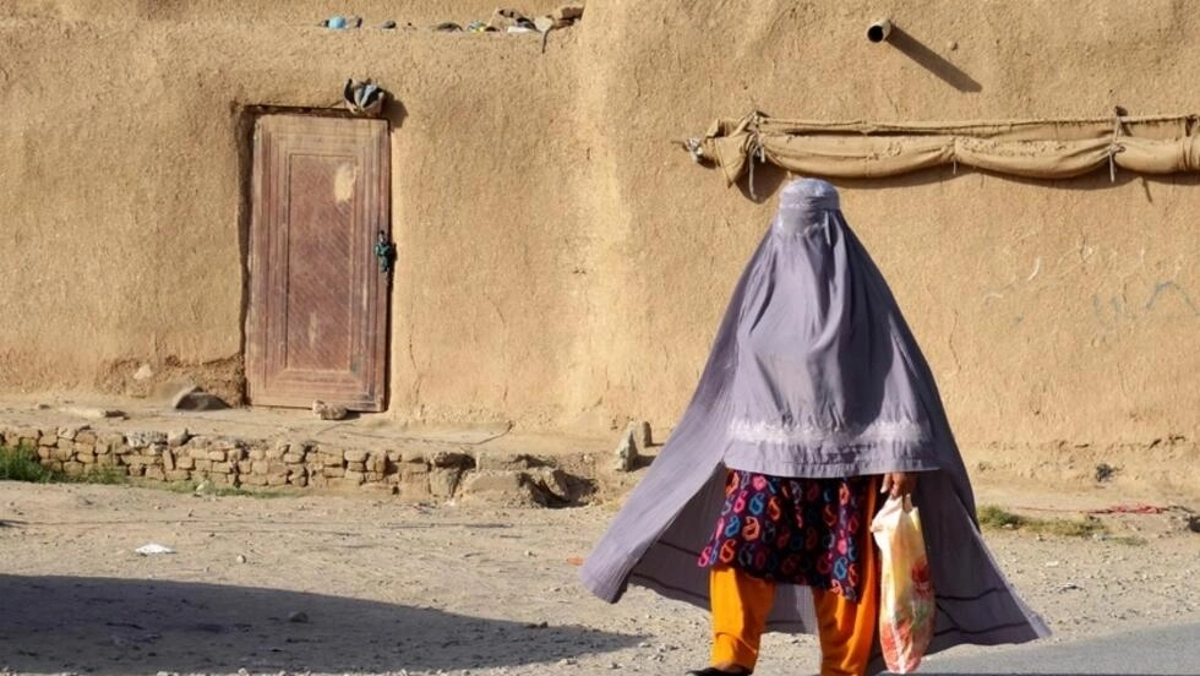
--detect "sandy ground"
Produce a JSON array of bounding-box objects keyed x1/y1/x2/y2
[{"x1": 0, "y1": 478, "x2": 1197, "y2": 676}]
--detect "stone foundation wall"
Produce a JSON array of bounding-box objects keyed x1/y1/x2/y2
[{"x1": 0, "y1": 423, "x2": 528, "y2": 503}]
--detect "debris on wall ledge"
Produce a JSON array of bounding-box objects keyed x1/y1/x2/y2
[
  {"x1": 319, "y1": 4, "x2": 585, "y2": 37},
  {"x1": 342, "y1": 79, "x2": 386, "y2": 116}
]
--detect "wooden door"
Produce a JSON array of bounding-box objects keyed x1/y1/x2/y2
[{"x1": 246, "y1": 115, "x2": 390, "y2": 411}]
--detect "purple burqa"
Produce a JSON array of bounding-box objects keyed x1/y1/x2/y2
[{"x1": 579, "y1": 179, "x2": 1049, "y2": 669}]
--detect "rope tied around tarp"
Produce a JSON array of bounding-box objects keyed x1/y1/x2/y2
[
  {"x1": 1108, "y1": 107, "x2": 1128, "y2": 183},
  {"x1": 744, "y1": 112, "x2": 768, "y2": 200}
]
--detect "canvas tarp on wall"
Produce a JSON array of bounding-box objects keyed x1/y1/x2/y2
[{"x1": 688, "y1": 113, "x2": 1200, "y2": 185}]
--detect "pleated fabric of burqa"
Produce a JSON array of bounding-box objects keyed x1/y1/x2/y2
[{"x1": 579, "y1": 178, "x2": 1050, "y2": 672}]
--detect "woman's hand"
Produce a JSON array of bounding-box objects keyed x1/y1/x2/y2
[{"x1": 881, "y1": 472, "x2": 918, "y2": 498}]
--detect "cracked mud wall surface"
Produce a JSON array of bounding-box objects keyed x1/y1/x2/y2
[{"x1": 2, "y1": 1, "x2": 1199, "y2": 487}]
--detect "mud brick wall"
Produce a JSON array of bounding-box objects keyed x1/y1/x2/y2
[{"x1": 0, "y1": 424, "x2": 474, "y2": 500}]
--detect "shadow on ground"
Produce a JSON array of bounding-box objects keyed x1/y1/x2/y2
[{"x1": 0, "y1": 575, "x2": 640, "y2": 674}]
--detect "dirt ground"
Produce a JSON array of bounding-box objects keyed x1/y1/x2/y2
[{"x1": 1, "y1": 476, "x2": 1197, "y2": 676}]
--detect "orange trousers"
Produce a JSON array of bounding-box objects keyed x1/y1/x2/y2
[{"x1": 708, "y1": 482, "x2": 880, "y2": 676}]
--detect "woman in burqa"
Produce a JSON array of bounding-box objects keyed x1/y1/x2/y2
[{"x1": 579, "y1": 178, "x2": 1049, "y2": 676}]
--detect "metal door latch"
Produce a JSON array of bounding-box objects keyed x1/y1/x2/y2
[{"x1": 374, "y1": 230, "x2": 396, "y2": 275}]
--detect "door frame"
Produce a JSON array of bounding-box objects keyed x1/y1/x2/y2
[{"x1": 242, "y1": 110, "x2": 392, "y2": 411}]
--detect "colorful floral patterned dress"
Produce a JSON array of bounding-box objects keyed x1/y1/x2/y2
[{"x1": 698, "y1": 470, "x2": 874, "y2": 602}]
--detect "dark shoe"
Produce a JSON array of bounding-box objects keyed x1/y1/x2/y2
[{"x1": 687, "y1": 668, "x2": 753, "y2": 676}]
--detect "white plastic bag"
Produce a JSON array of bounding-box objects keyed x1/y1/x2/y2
[{"x1": 870, "y1": 495, "x2": 935, "y2": 674}]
